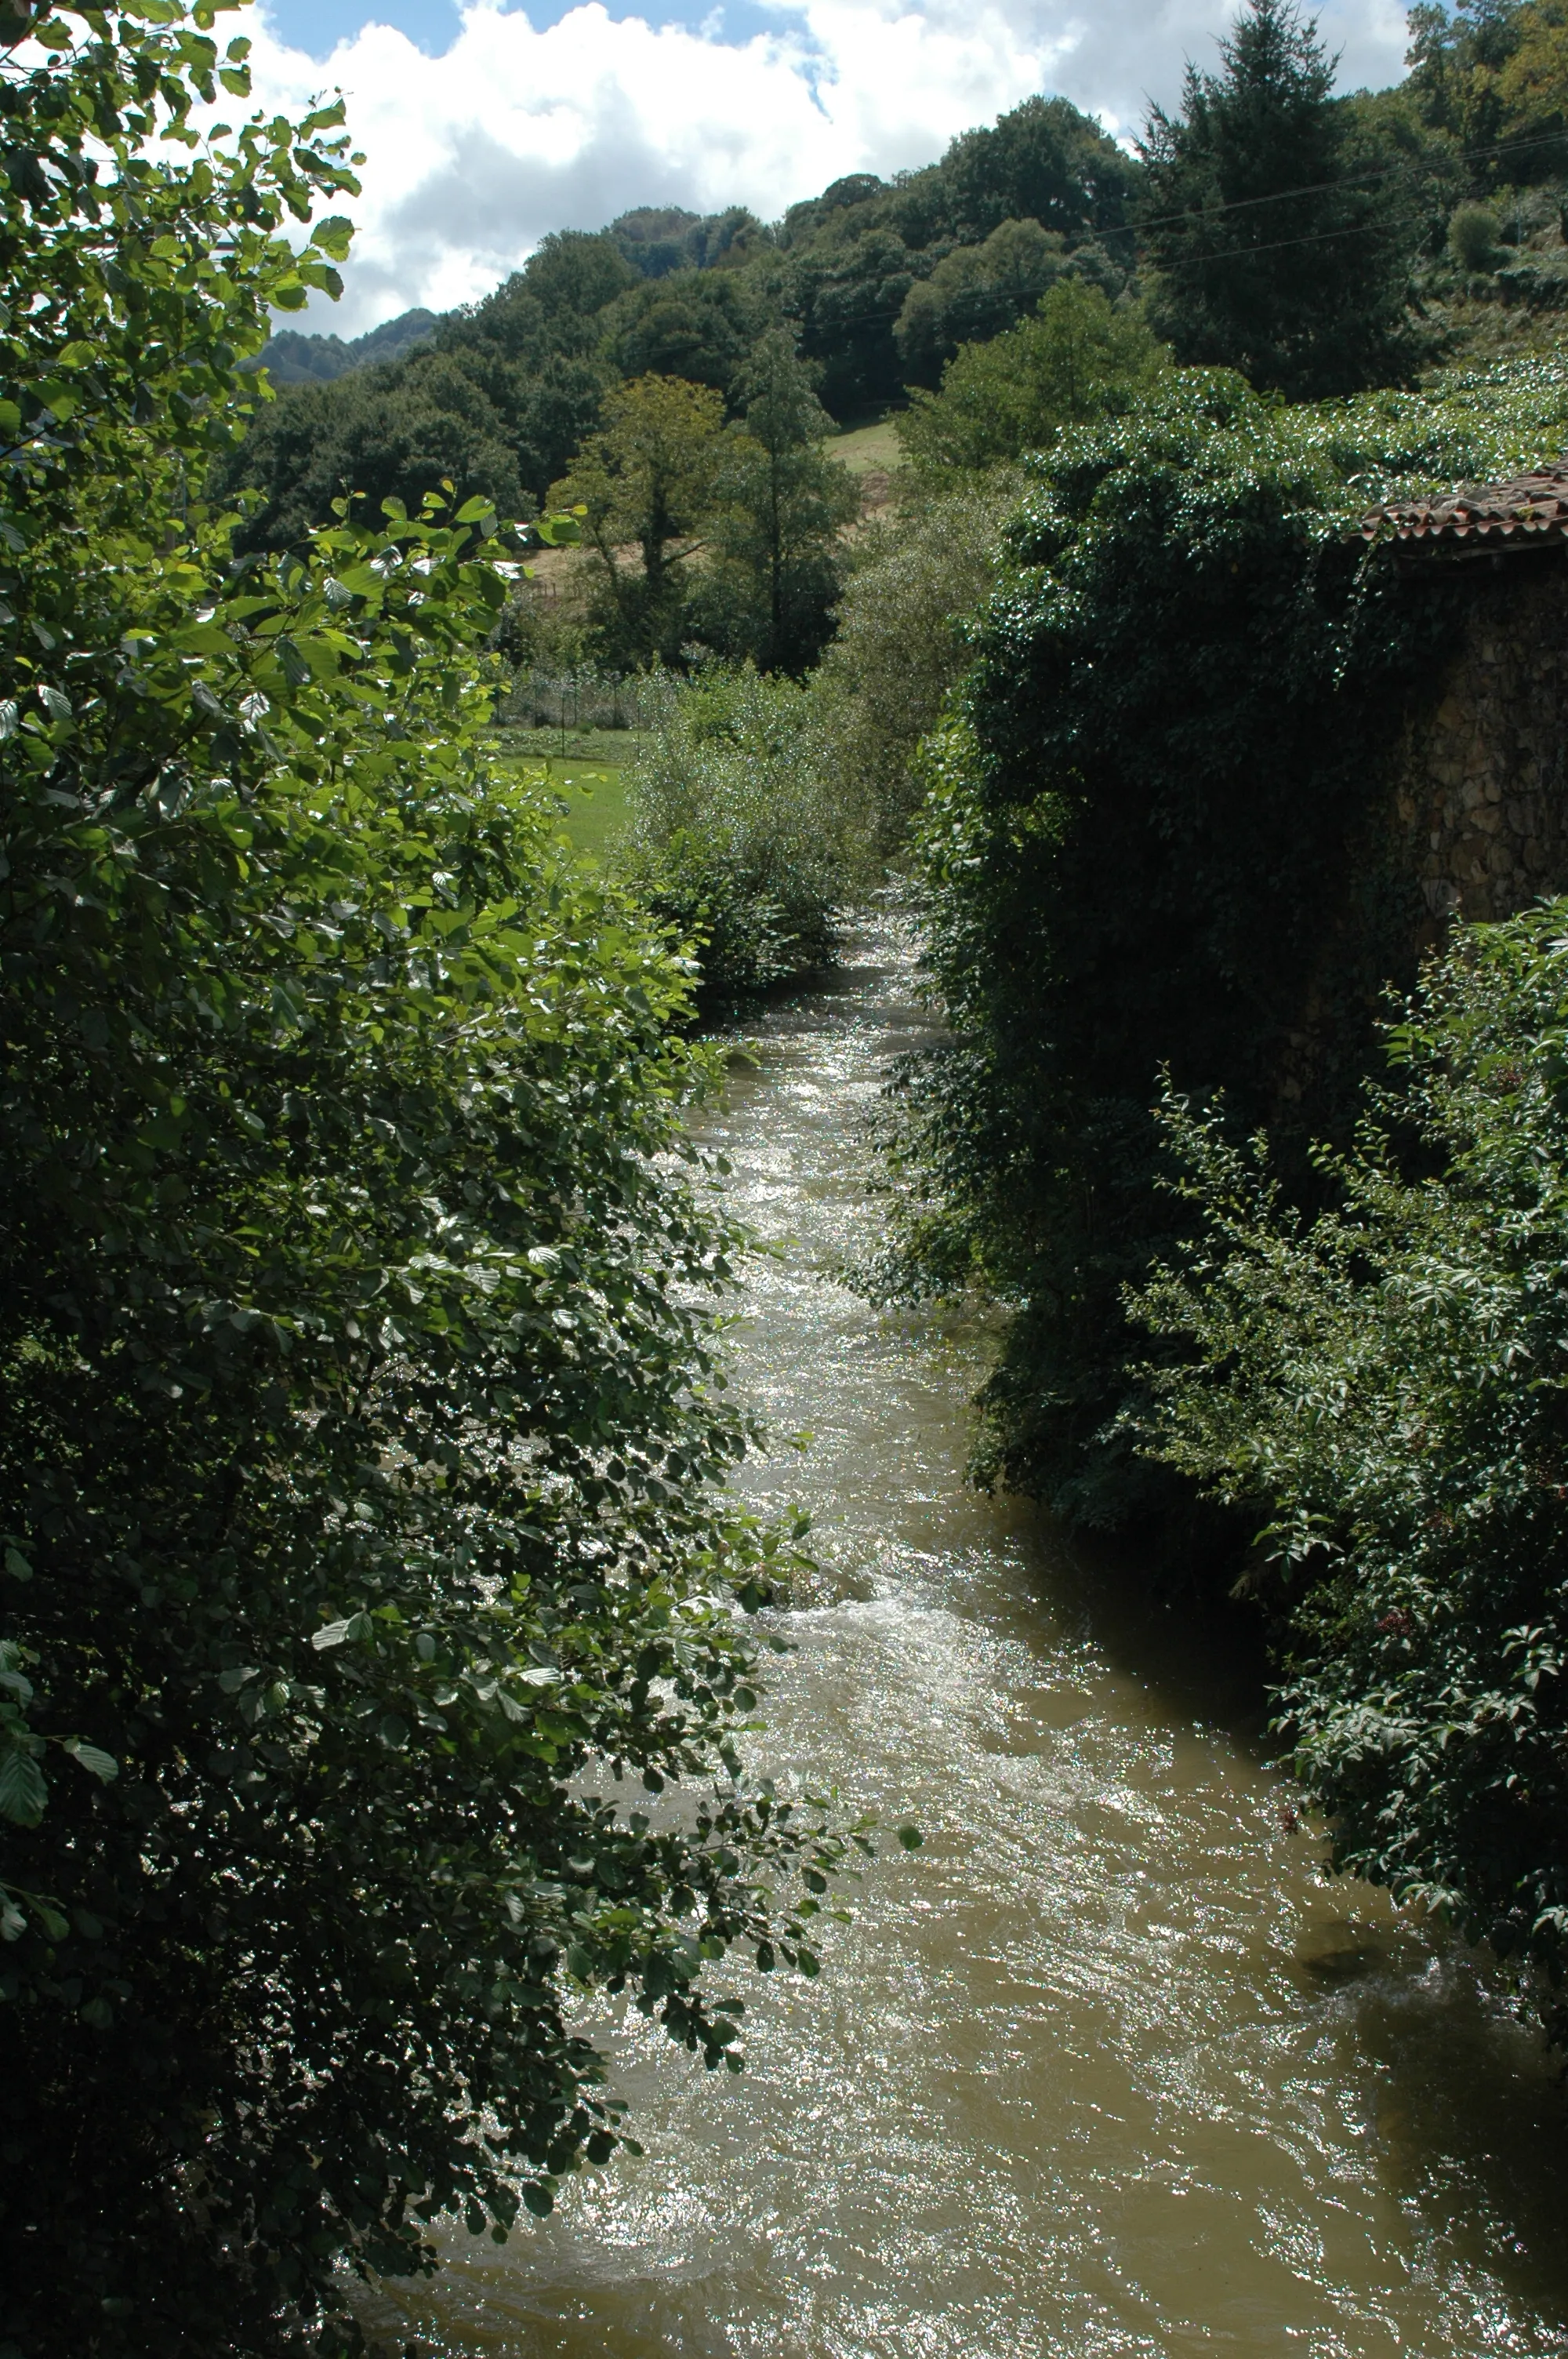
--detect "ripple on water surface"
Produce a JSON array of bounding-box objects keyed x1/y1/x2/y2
[{"x1": 361, "y1": 911, "x2": 1568, "y2": 2359}]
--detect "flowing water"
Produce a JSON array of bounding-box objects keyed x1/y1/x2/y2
[{"x1": 364, "y1": 911, "x2": 1568, "y2": 2359}]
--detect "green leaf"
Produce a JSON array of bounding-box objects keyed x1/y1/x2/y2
[
  {"x1": 896, "y1": 1826, "x2": 924, "y2": 1850},
  {"x1": 310, "y1": 214, "x2": 354, "y2": 261},
  {"x1": 63, "y1": 1741, "x2": 119, "y2": 1783},
  {"x1": 311, "y1": 1612, "x2": 372, "y2": 1649},
  {"x1": 0, "y1": 1750, "x2": 46, "y2": 1827}
]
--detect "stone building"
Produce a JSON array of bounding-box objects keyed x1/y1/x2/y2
[{"x1": 1366, "y1": 467, "x2": 1568, "y2": 942}]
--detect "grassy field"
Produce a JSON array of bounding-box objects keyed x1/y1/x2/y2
[
  {"x1": 829, "y1": 414, "x2": 906, "y2": 474},
  {"x1": 499, "y1": 726, "x2": 648, "y2": 765},
  {"x1": 492, "y1": 736, "x2": 633, "y2": 861}
]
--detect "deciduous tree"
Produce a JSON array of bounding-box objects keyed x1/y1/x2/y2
[
  {"x1": 550, "y1": 373, "x2": 727, "y2": 665},
  {"x1": 692, "y1": 333, "x2": 861, "y2": 674},
  {"x1": 898, "y1": 280, "x2": 1168, "y2": 480},
  {"x1": 1, "y1": 10, "x2": 862, "y2": 2353}
]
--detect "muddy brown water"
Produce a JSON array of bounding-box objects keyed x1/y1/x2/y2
[{"x1": 361, "y1": 911, "x2": 1568, "y2": 2359}]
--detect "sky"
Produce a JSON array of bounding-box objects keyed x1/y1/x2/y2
[{"x1": 242, "y1": 0, "x2": 1415, "y2": 336}]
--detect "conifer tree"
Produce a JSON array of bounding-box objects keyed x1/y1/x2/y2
[{"x1": 1138, "y1": 0, "x2": 1418, "y2": 398}]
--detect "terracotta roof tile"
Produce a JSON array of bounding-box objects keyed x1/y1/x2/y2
[{"x1": 1360, "y1": 464, "x2": 1568, "y2": 551}]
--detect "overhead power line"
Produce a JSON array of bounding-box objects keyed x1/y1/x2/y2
[
  {"x1": 788, "y1": 125, "x2": 1568, "y2": 340},
  {"x1": 1132, "y1": 125, "x2": 1568, "y2": 238}
]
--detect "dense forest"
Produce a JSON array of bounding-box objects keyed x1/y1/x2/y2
[{"x1": 10, "y1": 0, "x2": 1568, "y2": 2350}]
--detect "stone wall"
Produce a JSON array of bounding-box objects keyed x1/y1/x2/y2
[
  {"x1": 1276, "y1": 558, "x2": 1568, "y2": 1118},
  {"x1": 1388, "y1": 560, "x2": 1568, "y2": 945}
]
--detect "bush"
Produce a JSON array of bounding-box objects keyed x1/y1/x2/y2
[
  {"x1": 811, "y1": 476, "x2": 1024, "y2": 850},
  {"x1": 1131, "y1": 904, "x2": 1568, "y2": 1986},
  {"x1": 1449, "y1": 198, "x2": 1504, "y2": 272},
  {"x1": 884, "y1": 355, "x2": 1568, "y2": 1528},
  {"x1": 622, "y1": 667, "x2": 877, "y2": 991},
  {"x1": 2, "y1": 9, "x2": 862, "y2": 2352}
]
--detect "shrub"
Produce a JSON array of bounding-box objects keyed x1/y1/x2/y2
[
  {"x1": 2, "y1": 9, "x2": 862, "y2": 2351},
  {"x1": 884, "y1": 355, "x2": 1568, "y2": 1528},
  {"x1": 622, "y1": 667, "x2": 877, "y2": 992},
  {"x1": 1449, "y1": 198, "x2": 1504, "y2": 271},
  {"x1": 811, "y1": 476, "x2": 1024, "y2": 850},
  {"x1": 1131, "y1": 904, "x2": 1568, "y2": 1986}
]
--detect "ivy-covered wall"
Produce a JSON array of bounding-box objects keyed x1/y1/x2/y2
[{"x1": 894, "y1": 358, "x2": 1568, "y2": 1543}]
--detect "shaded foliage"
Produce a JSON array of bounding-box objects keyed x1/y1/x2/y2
[
  {"x1": 2, "y1": 9, "x2": 866, "y2": 2354},
  {"x1": 1133, "y1": 907, "x2": 1568, "y2": 1991},
  {"x1": 604, "y1": 266, "x2": 773, "y2": 398},
  {"x1": 885, "y1": 357, "x2": 1568, "y2": 1532}
]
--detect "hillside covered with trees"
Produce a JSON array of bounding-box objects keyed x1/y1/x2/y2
[{"x1": 223, "y1": 0, "x2": 1568, "y2": 664}]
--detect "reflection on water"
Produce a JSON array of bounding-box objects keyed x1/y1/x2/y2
[{"x1": 362, "y1": 910, "x2": 1568, "y2": 2359}]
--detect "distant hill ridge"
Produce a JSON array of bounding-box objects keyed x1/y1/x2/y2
[
  {"x1": 257, "y1": 307, "x2": 439, "y2": 385},
  {"x1": 250, "y1": 99, "x2": 1138, "y2": 396}
]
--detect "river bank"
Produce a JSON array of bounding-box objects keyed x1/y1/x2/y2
[{"x1": 361, "y1": 907, "x2": 1568, "y2": 2359}]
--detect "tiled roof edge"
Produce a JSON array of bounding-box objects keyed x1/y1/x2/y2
[{"x1": 1359, "y1": 465, "x2": 1568, "y2": 546}]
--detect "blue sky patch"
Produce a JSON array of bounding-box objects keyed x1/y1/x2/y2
[{"x1": 261, "y1": 0, "x2": 793, "y2": 62}]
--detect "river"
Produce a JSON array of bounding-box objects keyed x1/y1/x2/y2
[{"x1": 362, "y1": 908, "x2": 1568, "y2": 2359}]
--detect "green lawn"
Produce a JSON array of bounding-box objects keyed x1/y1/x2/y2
[
  {"x1": 496, "y1": 744, "x2": 632, "y2": 860},
  {"x1": 829, "y1": 414, "x2": 906, "y2": 474},
  {"x1": 499, "y1": 725, "x2": 649, "y2": 766}
]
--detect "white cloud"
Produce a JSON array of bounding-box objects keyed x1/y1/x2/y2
[{"x1": 245, "y1": 0, "x2": 1413, "y2": 336}]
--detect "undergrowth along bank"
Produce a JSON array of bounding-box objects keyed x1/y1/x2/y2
[{"x1": 884, "y1": 354, "x2": 1568, "y2": 1532}]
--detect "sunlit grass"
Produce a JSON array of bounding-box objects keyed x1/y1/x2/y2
[{"x1": 493, "y1": 737, "x2": 633, "y2": 861}]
